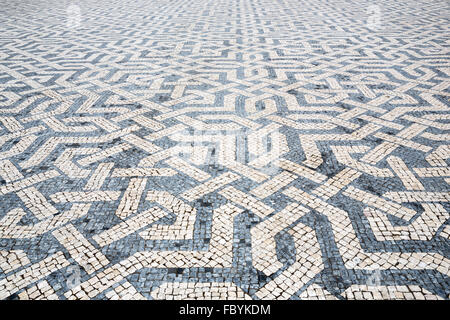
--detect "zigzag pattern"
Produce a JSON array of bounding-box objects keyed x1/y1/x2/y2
[{"x1": 0, "y1": 0, "x2": 449, "y2": 300}]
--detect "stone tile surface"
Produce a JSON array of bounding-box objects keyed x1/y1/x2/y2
[{"x1": 0, "y1": 0, "x2": 449, "y2": 300}]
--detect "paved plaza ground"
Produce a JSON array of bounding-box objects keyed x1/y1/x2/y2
[{"x1": 0, "y1": 0, "x2": 449, "y2": 300}]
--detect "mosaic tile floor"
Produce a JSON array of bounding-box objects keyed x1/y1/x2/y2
[{"x1": 0, "y1": 0, "x2": 449, "y2": 300}]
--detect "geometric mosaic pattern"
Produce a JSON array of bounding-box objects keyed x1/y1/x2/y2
[{"x1": 0, "y1": 0, "x2": 449, "y2": 300}]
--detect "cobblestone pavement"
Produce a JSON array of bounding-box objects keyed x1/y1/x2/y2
[{"x1": 0, "y1": 0, "x2": 449, "y2": 300}]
